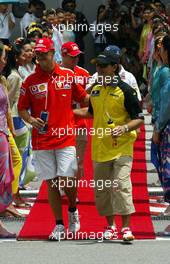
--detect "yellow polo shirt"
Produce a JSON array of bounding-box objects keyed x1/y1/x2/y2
[{"x1": 88, "y1": 79, "x2": 144, "y2": 162}]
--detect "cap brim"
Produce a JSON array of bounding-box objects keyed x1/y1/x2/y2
[
  {"x1": 91, "y1": 57, "x2": 111, "y2": 65},
  {"x1": 34, "y1": 48, "x2": 49, "y2": 53},
  {"x1": 35, "y1": 47, "x2": 55, "y2": 53},
  {"x1": 68, "y1": 50, "x2": 83, "y2": 57}
]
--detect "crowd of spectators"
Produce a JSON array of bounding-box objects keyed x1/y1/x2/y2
[{"x1": 0, "y1": 0, "x2": 170, "y2": 238}]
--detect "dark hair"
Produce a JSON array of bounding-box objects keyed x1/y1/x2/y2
[
  {"x1": 21, "y1": 38, "x2": 31, "y2": 46},
  {"x1": 65, "y1": 10, "x2": 76, "y2": 15},
  {"x1": 14, "y1": 37, "x2": 31, "y2": 46},
  {"x1": 5, "y1": 43, "x2": 24, "y2": 76},
  {"x1": 29, "y1": 0, "x2": 46, "y2": 9},
  {"x1": 154, "y1": 36, "x2": 162, "y2": 51},
  {"x1": 112, "y1": 63, "x2": 119, "y2": 75},
  {"x1": 41, "y1": 21, "x2": 53, "y2": 31},
  {"x1": 27, "y1": 29, "x2": 42, "y2": 39},
  {"x1": 162, "y1": 35, "x2": 170, "y2": 67},
  {"x1": 153, "y1": 0, "x2": 162, "y2": 3},
  {"x1": 62, "y1": 0, "x2": 76, "y2": 9},
  {"x1": 28, "y1": 0, "x2": 37, "y2": 8},
  {"x1": 28, "y1": 0, "x2": 45, "y2": 8},
  {"x1": 144, "y1": 5, "x2": 154, "y2": 13},
  {"x1": 153, "y1": 0, "x2": 165, "y2": 8},
  {"x1": 97, "y1": 5, "x2": 105, "y2": 23}
]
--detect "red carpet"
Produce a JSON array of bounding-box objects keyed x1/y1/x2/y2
[{"x1": 18, "y1": 124, "x2": 155, "y2": 240}]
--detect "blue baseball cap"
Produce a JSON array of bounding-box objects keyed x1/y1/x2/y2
[
  {"x1": 91, "y1": 46, "x2": 121, "y2": 65},
  {"x1": 104, "y1": 45, "x2": 121, "y2": 57}
]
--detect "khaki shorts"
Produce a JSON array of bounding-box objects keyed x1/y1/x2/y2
[{"x1": 93, "y1": 156, "x2": 135, "y2": 216}]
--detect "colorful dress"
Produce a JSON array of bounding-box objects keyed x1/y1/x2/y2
[
  {"x1": 7, "y1": 69, "x2": 36, "y2": 186},
  {"x1": 0, "y1": 83, "x2": 14, "y2": 212},
  {"x1": 139, "y1": 23, "x2": 152, "y2": 80}
]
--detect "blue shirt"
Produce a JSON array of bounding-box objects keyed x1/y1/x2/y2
[
  {"x1": 151, "y1": 65, "x2": 170, "y2": 121},
  {"x1": 155, "y1": 74, "x2": 170, "y2": 132}
]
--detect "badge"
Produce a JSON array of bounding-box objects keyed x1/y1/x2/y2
[
  {"x1": 39, "y1": 84, "x2": 46, "y2": 91},
  {"x1": 64, "y1": 84, "x2": 71, "y2": 89},
  {"x1": 91, "y1": 90, "x2": 100, "y2": 96},
  {"x1": 30, "y1": 85, "x2": 39, "y2": 94},
  {"x1": 57, "y1": 82, "x2": 63, "y2": 89},
  {"x1": 30, "y1": 83, "x2": 47, "y2": 94}
]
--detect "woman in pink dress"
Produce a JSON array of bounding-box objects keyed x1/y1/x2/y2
[{"x1": 0, "y1": 41, "x2": 16, "y2": 238}]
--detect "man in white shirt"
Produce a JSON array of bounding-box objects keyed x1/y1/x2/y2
[
  {"x1": 119, "y1": 64, "x2": 142, "y2": 102},
  {"x1": 88, "y1": 45, "x2": 142, "y2": 102},
  {"x1": 20, "y1": 0, "x2": 45, "y2": 37},
  {"x1": 0, "y1": 4, "x2": 15, "y2": 45}
]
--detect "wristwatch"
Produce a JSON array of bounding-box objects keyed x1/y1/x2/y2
[{"x1": 124, "y1": 124, "x2": 129, "y2": 133}]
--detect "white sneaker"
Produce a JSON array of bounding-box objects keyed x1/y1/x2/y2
[
  {"x1": 68, "y1": 209, "x2": 80, "y2": 233},
  {"x1": 121, "y1": 227, "x2": 135, "y2": 242},
  {"x1": 103, "y1": 226, "x2": 118, "y2": 240},
  {"x1": 48, "y1": 224, "x2": 65, "y2": 241}
]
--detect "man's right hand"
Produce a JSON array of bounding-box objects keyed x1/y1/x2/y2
[{"x1": 28, "y1": 117, "x2": 45, "y2": 129}]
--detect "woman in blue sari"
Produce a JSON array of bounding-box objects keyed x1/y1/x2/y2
[{"x1": 153, "y1": 35, "x2": 170, "y2": 234}]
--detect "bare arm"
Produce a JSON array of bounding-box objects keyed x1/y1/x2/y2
[
  {"x1": 1, "y1": 76, "x2": 15, "y2": 134},
  {"x1": 6, "y1": 109, "x2": 15, "y2": 135},
  {"x1": 8, "y1": 13, "x2": 15, "y2": 30},
  {"x1": 80, "y1": 94, "x2": 90, "y2": 106},
  {"x1": 73, "y1": 107, "x2": 92, "y2": 118},
  {"x1": 7, "y1": 73, "x2": 21, "y2": 108},
  {"x1": 126, "y1": 119, "x2": 144, "y2": 131},
  {"x1": 112, "y1": 119, "x2": 144, "y2": 138}
]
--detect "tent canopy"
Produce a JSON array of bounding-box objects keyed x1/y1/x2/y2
[{"x1": 0, "y1": 0, "x2": 29, "y2": 4}]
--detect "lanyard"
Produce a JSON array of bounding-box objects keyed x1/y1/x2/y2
[
  {"x1": 44, "y1": 81, "x2": 49, "y2": 111},
  {"x1": 103, "y1": 86, "x2": 114, "y2": 124},
  {"x1": 0, "y1": 13, "x2": 8, "y2": 28}
]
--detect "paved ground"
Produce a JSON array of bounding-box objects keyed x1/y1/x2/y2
[
  {"x1": 0, "y1": 239, "x2": 169, "y2": 264},
  {"x1": 1, "y1": 110, "x2": 170, "y2": 264}
]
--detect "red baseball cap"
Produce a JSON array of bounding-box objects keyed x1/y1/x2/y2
[
  {"x1": 61, "y1": 42, "x2": 83, "y2": 57},
  {"x1": 34, "y1": 38, "x2": 55, "y2": 53}
]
